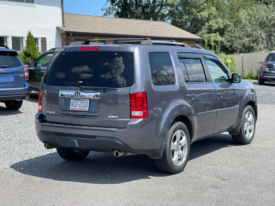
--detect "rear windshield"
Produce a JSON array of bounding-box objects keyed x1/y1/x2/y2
[
  {"x1": 267, "y1": 54, "x2": 275, "y2": 61},
  {"x1": 44, "y1": 51, "x2": 134, "y2": 88},
  {"x1": 0, "y1": 52, "x2": 22, "y2": 68}
]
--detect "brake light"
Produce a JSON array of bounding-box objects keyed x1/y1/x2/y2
[
  {"x1": 24, "y1": 67, "x2": 29, "y2": 80},
  {"x1": 80, "y1": 47, "x2": 100, "y2": 51},
  {"x1": 130, "y1": 92, "x2": 148, "y2": 118},
  {"x1": 38, "y1": 89, "x2": 43, "y2": 112},
  {"x1": 263, "y1": 62, "x2": 268, "y2": 68}
]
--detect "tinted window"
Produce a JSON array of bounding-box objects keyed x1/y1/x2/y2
[
  {"x1": 44, "y1": 51, "x2": 134, "y2": 88},
  {"x1": 149, "y1": 53, "x2": 175, "y2": 85},
  {"x1": 205, "y1": 58, "x2": 229, "y2": 82},
  {"x1": 267, "y1": 54, "x2": 275, "y2": 61},
  {"x1": 0, "y1": 52, "x2": 22, "y2": 68},
  {"x1": 182, "y1": 58, "x2": 206, "y2": 82},
  {"x1": 179, "y1": 59, "x2": 189, "y2": 82}
]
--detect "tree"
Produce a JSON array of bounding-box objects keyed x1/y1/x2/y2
[
  {"x1": 21, "y1": 31, "x2": 40, "y2": 65},
  {"x1": 224, "y1": 4, "x2": 275, "y2": 53},
  {"x1": 102, "y1": 0, "x2": 170, "y2": 21}
]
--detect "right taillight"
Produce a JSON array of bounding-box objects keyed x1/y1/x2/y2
[
  {"x1": 263, "y1": 62, "x2": 268, "y2": 68},
  {"x1": 130, "y1": 92, "x2": 148, "y2": 119},
  {"x1": 38, "y1": 89, "x2": 43, "y2": 112}
]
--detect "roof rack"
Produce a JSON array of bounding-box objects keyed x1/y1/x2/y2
[
  {"x1": 70, "y1": 38, "x2": 190, "y2": 47},
  {"x1": 0, "y1": 44, "x2": 10, "y2": 49}
]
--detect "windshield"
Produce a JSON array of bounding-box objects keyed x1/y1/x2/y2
[
  {"x1": 0, "y1": 51, "x2": 22, "y2": 68},
  {"x1": 44, "y1": 51, "x2": 134, "y2": 88}
]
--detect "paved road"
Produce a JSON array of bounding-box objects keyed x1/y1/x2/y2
[{"x1": 0, "y1": 81, "x2": 274, "y2": 206}]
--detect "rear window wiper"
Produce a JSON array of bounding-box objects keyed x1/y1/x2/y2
[
  {"x1": 1, "y1": 65, "x2": 12, "y2": 68},
  {"x1": 80, "y1": 86, "x2": 118, "y2": 93}
]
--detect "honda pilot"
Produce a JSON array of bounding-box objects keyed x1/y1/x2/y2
[{"x1": 35, "y1": 39, "x2": 257, "y2": 174}]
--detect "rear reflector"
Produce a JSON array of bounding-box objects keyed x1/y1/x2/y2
[
  {"x1": 24, "y1": 67, "x2": 29, "y2": 80},
  {"x1": 38, "y1": 89, "x2": 43, "y2": 112},
  {"x1": 25, "y1": 93, "x2": 30, "y2": 96},
  {"x1": 130, "y1": 92, "x2": 148, "y2": 119},
  {"x1": 80, "y1": 47, "x2": 100, "y2": 51},
  {"x1": 263, "y1": 74, "x2": 268, "y2": 76}
]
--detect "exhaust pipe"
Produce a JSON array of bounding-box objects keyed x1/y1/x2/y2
[
  {"x1": 112, "y1": 150, "x2": 138, "y2": 157},
  {"x1": 44, "y1": 143, "x2": 54, "y2": 149}
]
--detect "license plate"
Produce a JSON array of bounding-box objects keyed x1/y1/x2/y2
[
  {"x1": 0, "y1": 74, "x2": 14, "y2": 82},
  {"x1": 70, "y1": 99, "x2": 89, "y2": 111}
]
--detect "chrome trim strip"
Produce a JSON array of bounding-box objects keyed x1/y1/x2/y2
[
  {"x1": 59, "y1": 90, "x2": 100, "y2": 99},
  {"x1": 41, "y1": 122, "x2": 124, "y2": 132},
  {"x1": 0, "y1": 87, "x2": 24, "y2": 91}
]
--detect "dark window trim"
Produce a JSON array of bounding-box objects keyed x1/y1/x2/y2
[
  {"x1": 148, "y1": 52, "x2": 177, "y2": 86},
  {"x1": 177, "y1": 53, "x2": 211, "y2": 84}
]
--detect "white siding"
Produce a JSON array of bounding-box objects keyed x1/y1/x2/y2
[{"x1": 0, "y1": 0, "x2": 62, "y2": 51}]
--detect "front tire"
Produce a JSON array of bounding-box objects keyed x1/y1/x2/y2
[
  {"x1": 5, "y1": 101, "x2": 23, "y2": 110},
  {"x1": 232, "y1": 105, "x2": 256, "y2": 145},
  {"x1": 155, "y1": 122, "x2": 190, "y2": 174},
  {"x1": 57, "y1": 148, "x2": 90, "y2": 161}
]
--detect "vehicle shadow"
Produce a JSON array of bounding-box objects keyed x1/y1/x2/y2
[
  {"x1": 10, "y1": 134, "x2": 239, "y2": 184},
  {"x1": 0, "y1": 104, "x2": 23, "y2": 115},
  {"x1": 253, "y1": 82, "x2": 275, "y2": 86}
]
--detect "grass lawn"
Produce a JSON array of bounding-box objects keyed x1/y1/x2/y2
[{"x1": 243, "y1": 78, "x2": 257, "y2": 81}]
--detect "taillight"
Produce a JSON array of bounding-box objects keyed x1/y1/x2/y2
[
  {"x1": 263, "y1": 62, "x2": 268, "y2": 68},
  {"x1": 80, "y1": 47, "x2": 100, "y2": 51},
  {"x1": 38, "y1": 89, "x2": 43, "y2": 112},
  {"x1": 24, "y1": 67, "x2": 29, "y2": 80},
  {"x1": 130, "y1": 92, "x2": 148, "y2": 118}
]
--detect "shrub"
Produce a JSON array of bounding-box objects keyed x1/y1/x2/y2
[
  {"x1": 21, "y1": 31, "x2": 40, "y2": 65},
  {"x1": 244, "y1": 69, "x2": 259, "y2": 80}
]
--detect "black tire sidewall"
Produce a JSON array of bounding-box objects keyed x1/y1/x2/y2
[
  {"x1": 164, "y1": 122, "x2": 190, "y2": 173},
  {"x1": 5, "y1": 101, "x2": 23, "y2": 110}
]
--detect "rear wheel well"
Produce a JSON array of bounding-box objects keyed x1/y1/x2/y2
[
  {"x1": 247, "y1": 101, "x2": 257, "y2": 120},
  {"x1": 173, "y1": 115, "x2": 193, "y2": 142}
]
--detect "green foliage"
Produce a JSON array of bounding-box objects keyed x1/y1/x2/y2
[
  {"x1": 102, "y1": 0, "x2": 169, "y2": 21},
  {"x1": 21, "y1": 31, "x2": 40, "y2": 65},
  {"x1": 244, "y1": 69, "x2": 259, "y2": 79}
]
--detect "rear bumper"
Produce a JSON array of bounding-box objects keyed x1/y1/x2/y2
[
  {"x1": 0, "y1": 84, "x2": 30, "y2": 102},
  {"x1": 35, "y1": 113, "x2": 165, "y2": 159}
]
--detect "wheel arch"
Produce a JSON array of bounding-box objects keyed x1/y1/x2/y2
[
  {"x1": 173, "y1": 115, "x2": 194, "y2": 142},
  {"x1": 247, "y1": 101, "x2": 257, "y2": 120}
]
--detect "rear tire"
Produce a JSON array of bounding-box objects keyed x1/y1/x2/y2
[
  {"x1": 57, "y1": 148, "x2": 90, "y2": 161},
  {"x1": 232, "y1": 105, "x2": 256, "y2": 145},
  {"x1": 258, "y1": 77, "x2": 265, "y2": 85},
  {"x1": 155, "y1": 122, "x2": 190, "y2": 174},
  {"x1": 5, "y1": 101, "x2": 23, "y2": 110}
]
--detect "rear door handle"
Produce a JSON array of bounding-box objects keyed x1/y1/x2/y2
[{"x1": 187, "y1": 94, "x2": 196, "y2": 97}]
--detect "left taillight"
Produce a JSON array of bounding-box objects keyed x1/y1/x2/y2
[
  {"x1": 24, "y1": 67, "x2": 29, "y2": 80},
  {"x1": 130, "y1": 92, "x2": 148, "y2": 119},
  {"x1": 38, "y1": 89, "x2": 43, "y2": 112}
]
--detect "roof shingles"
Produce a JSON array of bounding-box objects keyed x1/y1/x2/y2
[{"x1": 58, "y1": 13, "x2": 202, "y2": 40}]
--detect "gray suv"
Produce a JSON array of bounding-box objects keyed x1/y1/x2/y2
[{"x1": 35, "y1": 39, "x2": 257, "y2": 174}]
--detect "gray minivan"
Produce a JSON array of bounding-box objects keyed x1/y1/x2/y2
[{"x1": 35, "y1": 39, "x2": 257, "y2": 174}]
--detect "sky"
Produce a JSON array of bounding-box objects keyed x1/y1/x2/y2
[{"x1": 64, "y1": 0, "x2": 110, "y2": 16}]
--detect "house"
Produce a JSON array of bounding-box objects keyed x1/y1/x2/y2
[
  {"x1": 58, "y1": 13, "x2": 203, "y2": 47},
  {"x1": 0, "y1": 0, "x2": 64, "y2": 52},
  {"x1": 0, "y1": 0, "x2": 202, "y2": 52}
]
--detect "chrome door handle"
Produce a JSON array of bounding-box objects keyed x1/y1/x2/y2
[{"x1": 187, "y1": 94, "x2": 196, "y2": 97}]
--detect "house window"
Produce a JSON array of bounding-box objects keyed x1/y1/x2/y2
[
  {"x1": 34, "y1": 38, "x2": 39, "y2": 51},
  {"x1": 1, "y1": 0, "x2": 34, "y2": 3},
  {"x1": 0, "y1": 37, "x2": 7, "y2": 46},
  {"x1": 12, "y1": 37, "x2": 23, "y2": 51}
]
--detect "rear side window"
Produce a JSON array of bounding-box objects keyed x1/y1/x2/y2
[
  {"x1": 44, "y1": 51, "x2": 134, "y2": 88},
  {"x1": 149, "y1": 53, "x2": 176, "y2": 85},
  {"x1": 0, "y1": 52, "x2": 22, "y2": 68},
  {"x1": 181, "y1": 58, "x2": 206, "y2": 83},
  {"x1": 267, "y1": 54, "x2": 275, "y2": 61}
]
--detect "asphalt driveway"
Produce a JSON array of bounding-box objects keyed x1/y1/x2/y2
[{"x1": 0, "y1": 81, "x2": 274, "y2": 206}]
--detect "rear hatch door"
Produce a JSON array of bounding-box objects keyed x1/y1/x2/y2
[
  {"x1": 0, "y1": 51, "x2": 25, "y2": 90},
  {"x1": 266, "y1": 53, "x2": 275, "y2": 73},
  {"x1": 43, "y1": 47, "x2": 134, "y2": 128}
]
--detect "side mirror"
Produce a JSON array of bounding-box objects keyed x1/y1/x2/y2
[
  {"x1": 232, "y1": 73, "x2": 241, "y2": 83},
  {"x1": 259, "y1": 61, "x2": 263, "y2": 64},
  {"x1": 29, "y1": 60, "x2": 34, "y2": 67}
]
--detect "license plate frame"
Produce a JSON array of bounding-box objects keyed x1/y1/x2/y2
[{"x1": 70, "y1": 98, "x2": 89, "y2": 111}]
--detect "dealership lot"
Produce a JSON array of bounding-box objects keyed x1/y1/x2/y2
[{"x1": 0, "y1": 81, "x2": 275, "y2": 205}]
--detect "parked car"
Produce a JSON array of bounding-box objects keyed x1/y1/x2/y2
[
  {"x1": 258, "y1": 51, "x2": 275, "y2": 85},
  {"x1": 28, "y1": 48, "x2": 58, "y2": 91},
  {"x1": 35, "y1": 39, "x2": 258, "y2": 174},
  {"x1": 0, "y1": 45, "x2": 30, "y2": 110}
]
